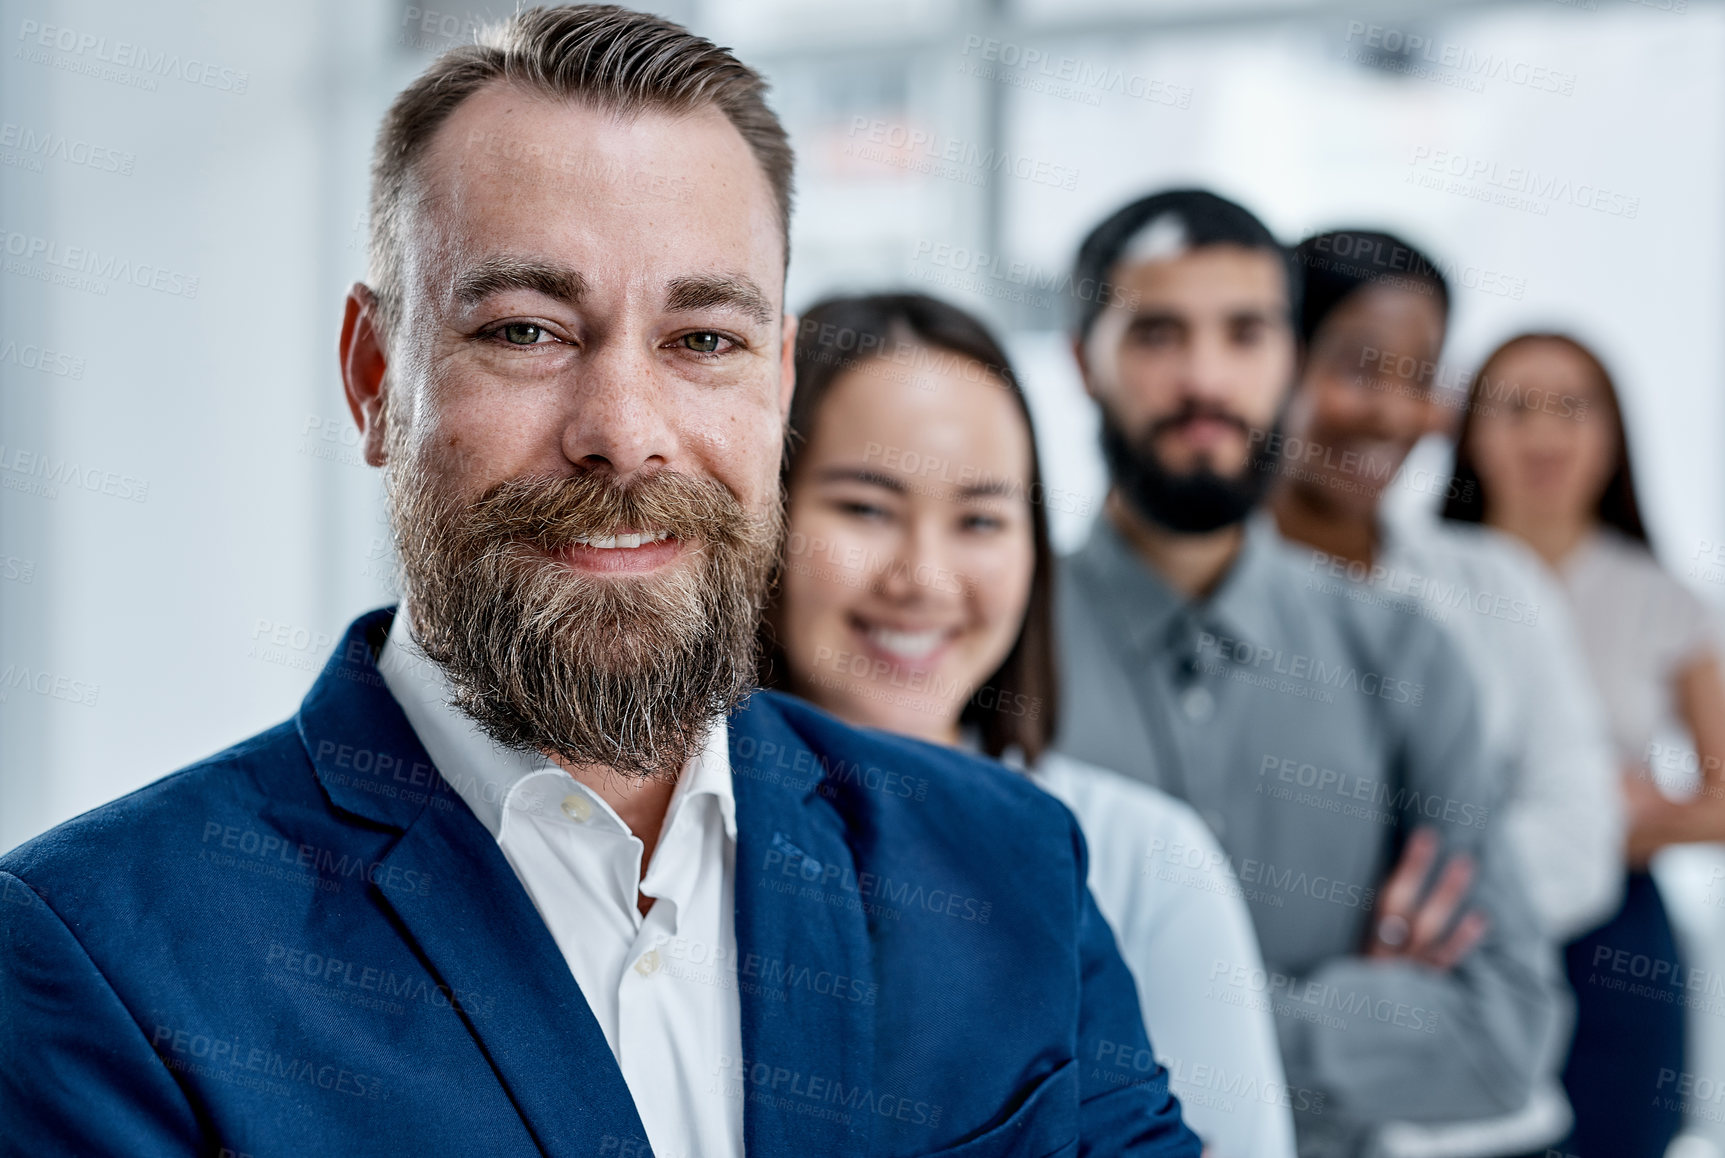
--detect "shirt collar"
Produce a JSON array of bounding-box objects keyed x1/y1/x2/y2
[
  {"x1": 1070, "y1": 506, "x2": 1285, "y2": 656},
  {"x1": 378, "y1": 607, "x2": 736, "y2": 844}
]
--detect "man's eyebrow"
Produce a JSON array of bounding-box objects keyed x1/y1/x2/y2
[
  {"x1": 454, "y1": 257, "x2": 587, "y2": 308},
  {"x1": 1127, "y1": 308, "x2": 1184, "y2": 325},
  {"x1": 664, "y1": 274, "x2": 776, "y2": 327},
  {"x1": 815, "y1": 466, "x2": 907, "y2": 493},
  {"x1": 1226, "y1": 306, "x2": 1288, "y2": 325}
]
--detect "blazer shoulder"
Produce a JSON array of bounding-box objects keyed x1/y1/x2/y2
[{"x1": 0, "y1": 718, "x2": 308, "y2": 889}]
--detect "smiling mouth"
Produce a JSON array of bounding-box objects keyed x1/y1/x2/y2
[
  {"x1": 553, "y1": 529, "x2": 681, "y2": 573},
  {"x1": 568, "y1": 529, "x2": 672, "y2": 550},
  {"x1": 851, "y1": 616, "x2": 957, "y2": 663}
]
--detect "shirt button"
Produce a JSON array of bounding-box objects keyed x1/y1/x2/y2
[
  {"x1": 1180, "y1": 685, "x2": 1214, "y2": 722},
  {"x1": 634, "y1": 949, "x2": 661, "y2": 977},
  {"x1": 560, "y1": 794, "x2": 592, "y2": 823}
]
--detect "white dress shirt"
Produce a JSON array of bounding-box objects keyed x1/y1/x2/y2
[
  {"x1": 1022, "y1": 751, "x2": 1298, "y2": 1158},
  {"x1": 378, "y1": 611, "x2": 743, "y2": 1158},
  {"x1": 1560, "y1": 525, "x2": 1721, "y2": 764}
]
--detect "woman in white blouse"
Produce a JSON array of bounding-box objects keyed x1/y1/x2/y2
[
  {"x1": 761, "y1": 292, "x2": 1298, "y2": 1158},
  {"x1": 1444, "y1": 332, "x2": 1725, "y2": 1158}
]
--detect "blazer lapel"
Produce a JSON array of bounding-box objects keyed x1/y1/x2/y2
[
  {"x1": 729, "y1": 693, "x2": 876, "y2": 1156},
  {"x1": 299, "y1": 608, "x2": 649, "y2": 1157}
]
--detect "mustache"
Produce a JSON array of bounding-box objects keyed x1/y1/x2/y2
[
  {"x1": 1146, "y1": 400, "x2": 1255, "y2": 442},
  {"x1": 459, "y1": 470, "x2": 753, "y2": 551}
]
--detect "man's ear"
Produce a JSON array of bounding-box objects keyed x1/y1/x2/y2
[
  {"x1": 340, "y1": 283, "x2": 391, "y2": 468},
  {"x1": 778, "y1": 312, "x2": 799, "y2": 417}
]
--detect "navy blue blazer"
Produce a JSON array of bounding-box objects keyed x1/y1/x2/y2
[{"x1": 0, "y1": 608, "x2": 1198, "y2": 1157}]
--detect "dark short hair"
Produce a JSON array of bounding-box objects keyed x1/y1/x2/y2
[
  {"x1": 1442, "y1": 332, "x2": 1650, "y2": 546},
  {"x1": 1292, "y1": 229, "x2": 1449, "y2": 348},
  {"x1": 761, "y1": 292, "x2": 1059, "y2": 765},
  {"x1": 368, "y1": 4, "x2": 794, "y2": 336},
  {"x1": 1070, "y1": 188, "x2": 1297, "y2": 340}
]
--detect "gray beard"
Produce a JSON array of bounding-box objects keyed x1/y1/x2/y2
[{"x1": 385, "y1": 435, "x2": 781, "y2": 782}]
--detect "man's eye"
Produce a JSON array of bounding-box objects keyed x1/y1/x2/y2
[
  {"x1": 679, "y1": 332, "x2": 725, "y2": 354},
  {"x1": 500, "y1": 323, "x2": 547, "y2": 346},
  {"x1": 1231, "y1": 320, "x2": 1267, "y2": 346}
]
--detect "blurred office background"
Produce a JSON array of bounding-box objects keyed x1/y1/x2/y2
[{"x1": 3, "y1": 0, "x2": 1724, "y2": 1147}]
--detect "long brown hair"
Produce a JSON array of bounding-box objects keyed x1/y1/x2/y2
[
  {"x1": 761, "y1": 292, "x2": 1059, "y2": 764},
  {"x1": 1441, "y1": 332, "x2": 1650, "y2": 546}
]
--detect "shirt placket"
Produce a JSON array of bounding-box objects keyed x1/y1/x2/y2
[
  {"x1": 615, "y1": 794, "x2": 707, "y2": 1152},
  {"x1": 1159, "y1": 612, "x2": 1236, "y2": 842}
]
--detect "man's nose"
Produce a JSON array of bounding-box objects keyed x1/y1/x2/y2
[
  {"x1": 558, "y1": 343, "x2": 677, "y2": 477},
  {"x1": 1183, "y1": 331, "x2": 1236, "y2": 403}
]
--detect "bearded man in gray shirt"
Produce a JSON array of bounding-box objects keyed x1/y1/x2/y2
[{"x1": 1052, "y1": 189, "x2": 1560, "y2": 1158}]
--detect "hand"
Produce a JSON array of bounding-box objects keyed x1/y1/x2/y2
[
  {"x1": 1623, "y1": 766, "x2": 1675, "y2": 868},
  {"x1": 1365, "y1": 827, "x2": 1488, "y2": 970}
]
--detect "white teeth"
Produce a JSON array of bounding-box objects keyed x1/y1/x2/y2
[
  {"x1": 571, "y1": 530, "x2": 670, "y2": 550},
  {"x1": 865, "y1": 626, "x2": 948, "y2": 660}
]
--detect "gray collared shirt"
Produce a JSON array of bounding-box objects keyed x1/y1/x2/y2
[{"x1": 1054, "y1": 512, "x2": 1559, "y2": 1157}]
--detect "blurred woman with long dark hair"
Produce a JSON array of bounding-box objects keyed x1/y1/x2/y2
[
  {"x1": 1445, "y1": 332, "x2": 1725, "y2": 1157},
  {"x1": 762, "y1": 291, "x2": 1297, "y2": 1158}
]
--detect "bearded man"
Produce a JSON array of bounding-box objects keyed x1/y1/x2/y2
[
  {"x1": 1051, "y1": 189, "x2": 1560, "y2": 1158},
  {"x1": 0, "y1": 7, "x2": 1197, "y2": 1157}
]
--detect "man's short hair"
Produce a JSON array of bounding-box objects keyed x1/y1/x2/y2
[
  {"x1": 1069, "y1": 188, "x2": 1298, "y2": 340},
  {"x1": 367, "y1": 3, "x2": 795, "y2": 336}
]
